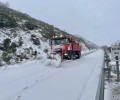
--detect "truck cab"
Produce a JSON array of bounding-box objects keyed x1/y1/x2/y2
[{"x1": 49, "y1": 36, "x2": 81, "y2": 60}]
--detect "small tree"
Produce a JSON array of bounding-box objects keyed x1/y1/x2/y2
[
  {"x1": 3, "y1": 38, "x2": 11, "y2": 50},
  {"x1": 10, "y1": 42, "x2": 17, "y2": 53},
  {"x1": 2, "y1": 52, "x2": 12, "y2": 63},
  {"x1": 31, "y1": 34, "x2": 40, "y2": 45},
  {"x1": 24, "y1": 21, "x2": 38, "y2": 30}
]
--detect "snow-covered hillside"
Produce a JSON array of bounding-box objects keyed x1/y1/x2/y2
[
  {"x1": 0, "y1": 4, "x2": 97, "y2": 66},
  {"x1": 74, "y1": 34, "x2": 99, "y2": 49},
  {"x1": 0, "y1": 28, "x2": 91, "y2": 66},
  {"x1": 0, "y1": 28, "x2": 49, "y2": 66}
]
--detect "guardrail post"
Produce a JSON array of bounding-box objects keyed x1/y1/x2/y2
[
  {"x1": 104, "y1": 53, "x2": 111, "y2": 80},
  {"x1": 116, "y1": 60, "x2": 120, "y2": 81}
]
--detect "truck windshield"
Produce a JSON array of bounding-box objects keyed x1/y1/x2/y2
[{"x1": 52, "y1": 38, "x2": 68, "y2": 45}]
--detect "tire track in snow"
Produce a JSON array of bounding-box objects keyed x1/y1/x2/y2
[
  {"x1": 10, "y1": 50, "x2": 98, "y2": 100},
  {"x1": 0, "y1": 50, "x2": 97, "y2": 100},
  {"x1": 11, "y1": 69, "x2": 64, "y2": 100},
  {"x1": 0, "y1": 66, "x2": 49, "y2": 87},
  {"x1": 0, "y1": 66, "x2": 64, "y2": 100},
  {"x1": 0, "y1": 62, "x2": 48, "y2": 87}
]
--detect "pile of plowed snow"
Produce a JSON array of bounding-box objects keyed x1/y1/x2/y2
[{"x1": 41, "y1": 54, "x2": 61, "y2": 67}]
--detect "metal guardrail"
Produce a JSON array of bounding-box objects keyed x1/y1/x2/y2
[{"x1": 95, "y1": 51, "x2": 105, "y2": 100}]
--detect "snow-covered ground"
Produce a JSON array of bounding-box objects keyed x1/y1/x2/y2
[
  {"x1": 104, "y1": 60, "x2": 120, "y2": 100},
  {"x1": 0, "y1": 49, "x2": 104, "y2": 100},
  {"x1": 104, "y1": 41, "x2": 120, "y2": 100},
  {"x1": 104, "y1": 73, "x2": 120, "y2": 100}
]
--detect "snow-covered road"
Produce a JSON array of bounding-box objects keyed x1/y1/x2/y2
[{"x1": 0, "y1": 50, "x2": 104, "y2": 100}]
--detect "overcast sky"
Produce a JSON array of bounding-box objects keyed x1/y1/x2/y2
[{"x1": 0, "y1": 0, "x2": 120, "y2": 46}]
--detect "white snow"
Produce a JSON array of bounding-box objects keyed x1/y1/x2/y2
[
  {"x1": 0, "y1": 27, "x2": 95, "y2": 68},
  {"x1": 0, "y1": 49, "x2": 104, "y2": 100},
  {"x1": 104, "y1": 51, "x2": 120, "y2": 100}
]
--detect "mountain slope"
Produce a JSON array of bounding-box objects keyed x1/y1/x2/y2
[{"x1": 0, "y1": 3, "x2": 98, "y2": 66}]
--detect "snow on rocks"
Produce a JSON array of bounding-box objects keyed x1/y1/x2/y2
[{"x1": 0, "y1": 28, "x2": 50, "y2": 66}]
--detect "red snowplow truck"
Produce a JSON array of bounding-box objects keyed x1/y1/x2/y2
[{"x1": 49, "y1": 35, "x2": 81, "y2": 60}]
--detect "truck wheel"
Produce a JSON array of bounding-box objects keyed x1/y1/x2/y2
[
  {"x1": 68, "y1": 51, "x2": 73, "y2": 60},
  {"x1": 79, "y1": 51, "x2": 81, "y2": 58},
  {"x1": 77, "y1": 51, "x2": 81, "y2": 59},
  {"x1": 67, "y1": 51, "x2": 70, "y2": 60},
  {"x1": 71, "y1": 54, "x2": 74, "y2": 60}
]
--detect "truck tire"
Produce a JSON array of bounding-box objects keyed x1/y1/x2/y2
[
  {"x1": 77, "y1": 51, "x2": 81, "y2": 59},
  {"x1": 68, "y1": 50, "x2": 74, "y2": 60},
  {"x1": 67, "y1": 51, "x2": 71, "y2": 60},
  {"x1": 79, "y1": 51, "x2": 81, "y2": 58}
]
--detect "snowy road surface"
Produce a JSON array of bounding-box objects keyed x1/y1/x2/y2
[{"x1": 0, "y1": 50, "x2": 104, "y2": 100}]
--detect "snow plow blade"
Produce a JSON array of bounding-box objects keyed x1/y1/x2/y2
[
  {"x1": 48, "y1": 53, "x2": 56, "y2": 60},
  {"x1": 47, "y1": 53, "x2": 62, "y2": 67}
]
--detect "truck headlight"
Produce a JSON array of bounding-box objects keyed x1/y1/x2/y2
[
  {"x1": 50, "y1": 53, "x2": 54, "y2": 59},
  {"x1": 64, "y1": 53, "x2": 68, "y2": 56}
]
